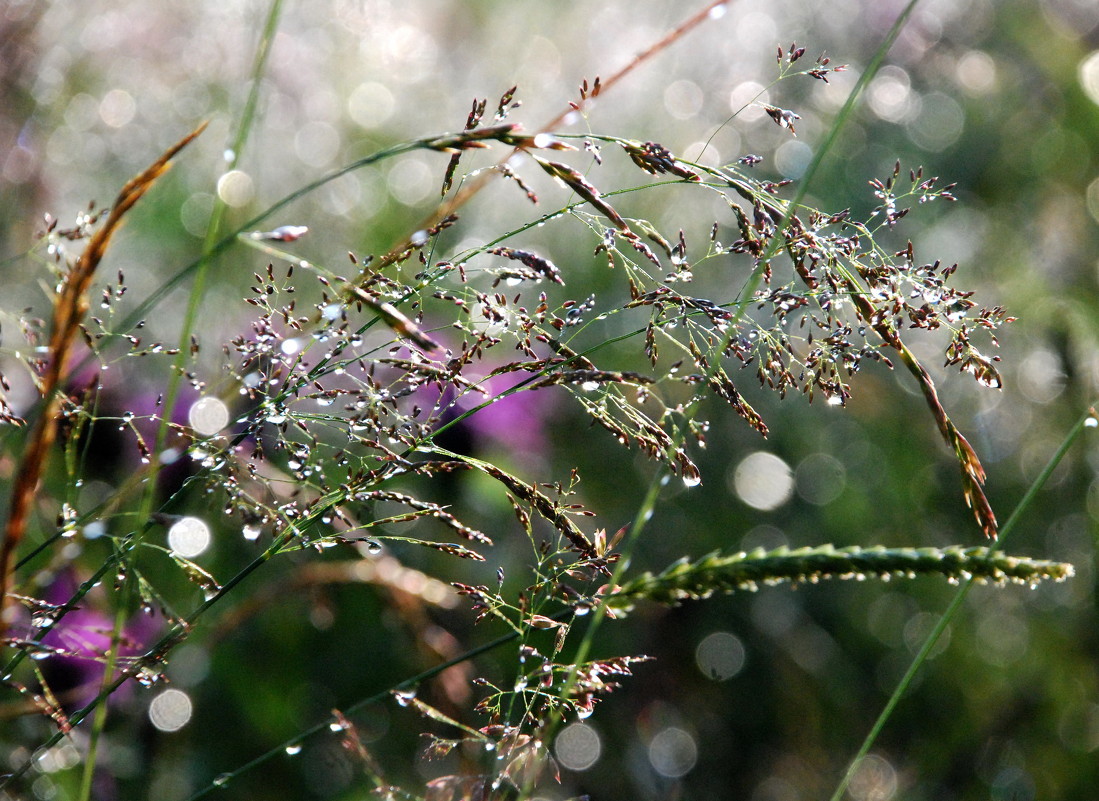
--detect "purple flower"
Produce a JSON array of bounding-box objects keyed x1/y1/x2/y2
[
  {"x1": 37, "y1": 570, "x2": 161, "y2": 712},
  {"x1": 456, "y1": 372, "x2": 556, "y2": 459}
]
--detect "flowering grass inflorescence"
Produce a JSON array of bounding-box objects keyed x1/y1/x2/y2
[{"x1": 0, "y1": 4, "x2": 1089, "y2": 800}]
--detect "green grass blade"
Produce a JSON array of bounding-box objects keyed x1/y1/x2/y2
[{"x1": 827, "y1": 405, "x2": 1097, "y2": 801}]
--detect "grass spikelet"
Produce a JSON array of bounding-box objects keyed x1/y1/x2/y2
[{"x1": 610, "y1": 545, "x2": 1075, "y2": 608}]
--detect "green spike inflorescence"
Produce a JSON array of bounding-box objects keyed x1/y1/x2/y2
[{"x1": 610, "y1": 545, "x2": 1075, "y2": 608}]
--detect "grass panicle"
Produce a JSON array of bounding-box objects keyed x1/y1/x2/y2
[{"x1": 0, "y1": 2, "x2": 1089, "y2": 799}]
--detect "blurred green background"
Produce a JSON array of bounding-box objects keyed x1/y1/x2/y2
[{"x1": 1, "y1": 0, "x2": 1098, "y2": 799}]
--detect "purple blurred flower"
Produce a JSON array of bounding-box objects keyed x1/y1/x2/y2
[
  {"x1": 37, "y1": 569, "x2": 161, "y2": 712},
  {"x1": 456, "y1": 372, "x2": 556, "y2": 459}
]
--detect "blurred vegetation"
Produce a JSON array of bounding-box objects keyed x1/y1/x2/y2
[{"x1": 1, "y1": 1, "x2": 1097, "y2": 800}]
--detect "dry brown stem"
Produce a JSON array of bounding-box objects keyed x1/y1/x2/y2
[{"x1": 365, "y1": 0, "x2": 730, "y2": 279}]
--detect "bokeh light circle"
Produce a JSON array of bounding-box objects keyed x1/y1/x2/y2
[
  {"x1": 1081, "y1": 51, "x2": 1099, "y2": 106},
  {"x1": 730, "y1": 452, "x2": 794, "y2": 511},
  {"x1": 188, "y1": 396, "x2": 229, "y2": 436},
  {"x1": 906, "y1": 92, "x2": 964, "y2": 152},
  {"x1": 648, "y1": 727, "x2": 698, "y2": 778},
  {"x1": 695, "y1": 631, "x2": 746, "y2": 680},
  {"x1": 168, "y1": 516, "x2": 211, "y2": 558},
  {"x1": 795, "y1": 453, "x2": 846, "y2": 506},
  {"x1": 148, "y1": 688, "x2": 193, "y2": 732},
  {"x1": 555, "y1": 722, "x2": 601, "y2": 771},
  {"x1": 848, "y1": 754, "x2": 898, "y2": 801},
  {"x1": 216, "y1": 170, "x2": 254, "y2": 207}
]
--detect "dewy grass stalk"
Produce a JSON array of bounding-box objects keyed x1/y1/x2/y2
[{"x1": 0, "y1": 2, "x2": 1089, "y2": 799}]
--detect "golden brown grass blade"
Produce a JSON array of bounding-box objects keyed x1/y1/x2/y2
[
  {"x1": 850, "y1": 292, "x2": 998, "y2": 538},
  {"x1": 0, "y1": 123, "x2": 207, "y2": 629}
]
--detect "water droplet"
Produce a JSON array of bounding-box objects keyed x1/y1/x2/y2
[
  {"x1": 410, "y1": 230, "x2": 429, "y2": 247},
  {"x1": 513, "y1": 676, "x2": 528, "y2": 692},
  {"x1": 212, "y1": 772, "x2": 231, "y2": 788},
  {"x1": 365, "y1": 540, "x2": 383, "y2": 555},
  {"x1": 484, "y1": 740, "x2": 496, "y2": 752},
  {"x1": 285, "y1": 744, "x2": 302, "y2": 756},
  {"x1": 682, "y1": 473, "x2": 702, "y2": 488},
  {"x1": 576, "y1": 706, "x2": 594, "y2": 720},
  {"x1": 136, "y1": 665, "x2": 166, "y2": 687},
  {"x1": 394, "y1": 688, "x2": 417, "y2": 707},
  {"x1": 1086, "y1": 417, "x2": 1099, "y2": 429},
  {"x1": 573, "y1": 602, "x2": 591, "y2": 616},
  {"x1": 242, "y1": 525, "x2": 261, "y2": 542},
  {"x1": 580, "y1": 381, "x2": 600, "y2": 392}
]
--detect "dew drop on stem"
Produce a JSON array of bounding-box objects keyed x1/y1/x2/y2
[{"x1": 136, "y1": 665, "x2": 166, "y2": 687}]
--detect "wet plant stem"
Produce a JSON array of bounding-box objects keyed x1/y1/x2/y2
[
  {"x1": 77, "y1": 567, "x2": 131, "y2": 801},
  {"x1": 75, "y1": 7, "x2": 285, "y2": 792},
  {"x1": 155, "y1": 0, "x2": 284, "y2": 468}
]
